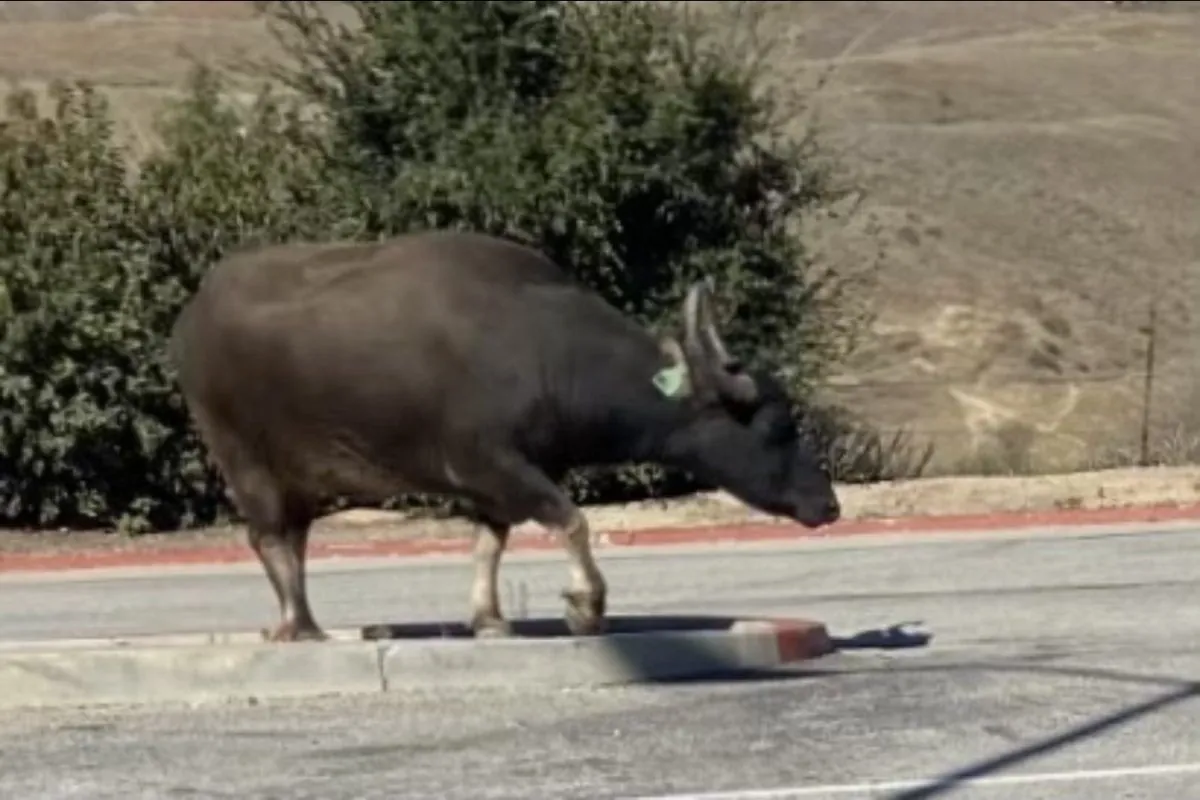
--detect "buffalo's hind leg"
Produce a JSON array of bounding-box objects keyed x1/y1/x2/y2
[
  {"x1": 248, "y1": 491, "x2": 325, "y2": 643},
  {"x1": 186, "y1": 401, "x2": 324, "y2": 642},
  {"x1": 205, "y1": 441, "x2": 324, "y2": 640}
]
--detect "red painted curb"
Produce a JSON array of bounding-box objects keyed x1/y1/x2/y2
[
  {"x1": 772, "y1": 619, "x2": 834, "y2": 662},
  {"x1": 3, "y1": 501, "x2": 1200, "y2": 575}
]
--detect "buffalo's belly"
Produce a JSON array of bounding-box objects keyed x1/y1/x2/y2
[{"x1": 273, "y1": 414, "x2": 459, "y2": 498}]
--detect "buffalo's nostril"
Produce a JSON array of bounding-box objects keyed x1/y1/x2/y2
[{"x1": 824, "y1": 499, "x2": 841, "y2": 522}]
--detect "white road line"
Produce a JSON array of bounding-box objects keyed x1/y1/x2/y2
[{"x1": 623, "y1": 762, "x2": 1200, "y2": 799}]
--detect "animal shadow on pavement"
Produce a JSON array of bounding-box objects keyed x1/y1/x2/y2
[
  {"x1": 831, "y1": 621, "x2": 934, "y2": 651},
  {"x1": 360, "y1": 615, "x2": 934, "y2": 686}
]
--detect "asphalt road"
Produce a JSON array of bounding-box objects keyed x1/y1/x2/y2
[{"x1": 2, "y1": 520, "x2": 1199, "y2": 799}]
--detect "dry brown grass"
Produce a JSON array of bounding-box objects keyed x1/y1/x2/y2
[
  {"x1": 722, "y1": 1, "x2": 1200, "y2": 474},
  {"x1": 3, "y1": 0, "x2": 1199, "y2": 479}
]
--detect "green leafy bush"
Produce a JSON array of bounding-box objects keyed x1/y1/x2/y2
[
  {"x1": 0, "y1": 0, "x2": 901, "y2": 533},
  {"x1": 0, "y1": 75, "x2": 343, "y2": 531},
  {"x1": 0, "y1": 83, "x2": 176, "y2": 530},
  {"x1": 252, "y1": 0, "x2": 881, "y2": 499},
  {"x1": 257, "y1": 1, "x2": 849, "y2": 372}
]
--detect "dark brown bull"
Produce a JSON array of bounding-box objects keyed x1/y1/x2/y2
[{"x1": 169, "y1": 230, "x2": 841, "y2": 641}]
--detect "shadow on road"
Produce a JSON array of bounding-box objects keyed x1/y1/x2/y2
[
  {"x1": 361, "y1": 614, "x2": 756, "y2": 639},
  {"x1": 361, "y1": 614, "x2": 934, "y2": 685},
  {"x1": 357, "y1": 614, "x2": 1200, "y2": 795},
  {"x1": 832, "y1": 622, "x2": 933, "y2": 651}
]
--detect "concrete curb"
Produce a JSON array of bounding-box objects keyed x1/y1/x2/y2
[
  {"x1": 5, "y1": 501, "x2": 1200, "y2": 574},
  {"x1": 0, "y1": 615, "x2": 833, "y2": 710}
]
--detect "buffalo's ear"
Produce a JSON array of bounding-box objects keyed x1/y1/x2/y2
[{"x1": 652, "y1": 337, "x2": 694, "y2": 399}]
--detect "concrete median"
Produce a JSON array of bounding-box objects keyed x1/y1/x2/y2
[{"x1": 0, "y1": 615, "x2": 832, "y2": 710}]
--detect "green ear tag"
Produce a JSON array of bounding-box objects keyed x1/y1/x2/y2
[{"x1": 652, "y1": 364, "x2": 690, "y2": 398}]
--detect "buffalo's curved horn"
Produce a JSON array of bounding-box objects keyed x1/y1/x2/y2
[
  {"x1": 684, "y1": 281, "x2": 758, "y2": 405},
  {"x1": 696, "y1": 276, "x2": 739, "y2": 371},
  {"x1": 660, "y1": 336, "x2": 688, "y2": 368},
  {"x1": 682, "y1": 283, "x2": 718, "y2": 401}
]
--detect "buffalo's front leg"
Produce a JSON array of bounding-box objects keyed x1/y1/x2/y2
[
  {"x1": 460, "y1": 456, "x2": 609, "y2": 637},
  {"x1": 470, "y1": 521, "x2": 512, "y2": 637},
  {"x1": 547, "y1": 507, "x2": 607, "y2": 636}
]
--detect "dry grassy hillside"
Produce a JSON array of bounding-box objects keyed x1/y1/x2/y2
[
  {"x1": 2, "y1": 0, "x2": 1198, "y2": 476},
  {"x1": 752, "y1": 0, "x2": 1200, "y2": 476}
]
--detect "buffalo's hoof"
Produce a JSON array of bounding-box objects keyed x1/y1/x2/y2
[
  {"x1": 561, "y1": 589, "x2": 607, "y2": 636},
  {"x1": 470, "y1": 615, "x2": 514, "y2": 639},
  {"x1": 261, "y1": 621, "x2": 329, "y2": 643}
]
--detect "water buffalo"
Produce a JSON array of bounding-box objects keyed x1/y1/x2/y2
[{"x1": 169, "y1": 230, "x2": 841, "y2": 642}]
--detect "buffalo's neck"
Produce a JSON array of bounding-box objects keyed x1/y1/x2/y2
[
  {"x1": 551, "y1": 406, "x2": 682, "y2": 470},
  {"x1": 525, "y1": 387, "x2": 690, "y2": 475},
  {"x1": 656, "y1": 418, "x2": 770, "y2": 508},
  {"x1": 521, "y1": 333, "x2": 687, "y2": 471}
]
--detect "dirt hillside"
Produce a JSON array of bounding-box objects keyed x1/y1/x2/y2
[
  {"x1": 2, "y1": 0, "x2": 1198, "y2": 476},
  {"x1": 745, "y1": 1, "x2": 1200, "y2": 474}
]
